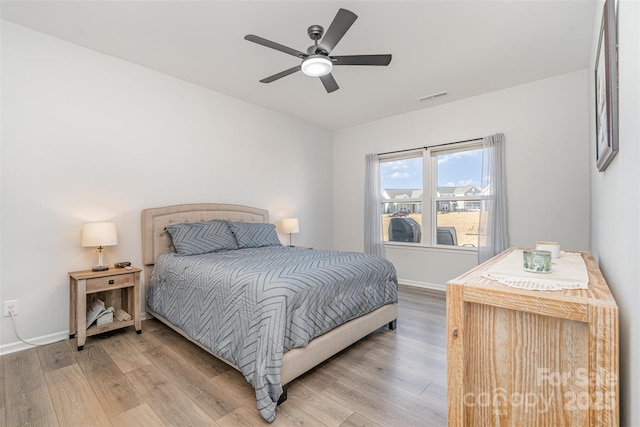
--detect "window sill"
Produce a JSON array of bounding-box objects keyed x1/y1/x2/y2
[{"x1": 384, "y1": 242, "x2": 478, "y2": 255}]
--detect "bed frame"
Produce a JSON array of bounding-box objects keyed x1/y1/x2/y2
[{"x1": 141, "y1": 203, "x2": 398, "y2": 388}]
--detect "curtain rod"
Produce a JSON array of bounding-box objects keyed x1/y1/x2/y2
[{"x1": 378, "y1": 137, "x2": 483, "y2": 156}]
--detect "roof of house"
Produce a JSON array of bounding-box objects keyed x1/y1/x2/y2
[
  {"x1": 437, "y1": 186, "x2": 456, "y2": 195},
  {"x1": 382, "y1": 189, "x2": 423, "y2": 200},
  {"x1": 454, "y1": 185, "x2": 481, "y2": 195},
  {"x1": 385, "y1": 186, "x2": 484, "y2": 199}
]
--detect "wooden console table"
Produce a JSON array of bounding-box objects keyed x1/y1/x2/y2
[{"x1": 447, "y1": 248, "x2": 618, "y2": 426}]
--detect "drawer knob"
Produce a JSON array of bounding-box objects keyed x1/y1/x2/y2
[{"x1": 109, "y1": 279, "x2": 115, "y2": 285}]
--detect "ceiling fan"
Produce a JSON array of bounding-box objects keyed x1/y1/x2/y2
[{"x1": 244, "y1": 8, "x2": 392, "y2": 93}]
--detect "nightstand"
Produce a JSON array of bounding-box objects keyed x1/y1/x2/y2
[{"x1": 69, "y1": 267, "x2": 142, "y2": 351}]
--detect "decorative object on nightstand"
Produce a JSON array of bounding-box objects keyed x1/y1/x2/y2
[
  {"x1": 81, "y1": 222, "x2": 118, "y2": 271},
  {"x1": 282, "y1": 218, "x2": 300, "y2": 246},
  {"x1": 69, "y1": 267, "x2": 142, "y2": 351}
]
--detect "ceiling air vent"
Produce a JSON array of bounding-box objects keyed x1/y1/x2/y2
[{"x1": 418, "y1": 91, "x2": 448, "y2": 102}]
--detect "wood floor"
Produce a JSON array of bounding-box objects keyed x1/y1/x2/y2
[{"x1": 0, "y1": 285, "x2": 447, "y2": 426}]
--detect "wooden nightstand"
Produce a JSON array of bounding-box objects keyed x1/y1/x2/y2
[{"x1": 69, "y1": 267, "x2": 142, "y2": 351}]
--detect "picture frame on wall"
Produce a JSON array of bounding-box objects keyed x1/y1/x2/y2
[{"x1": 594, "y1": 0, "x2": 618, "y2": 172}]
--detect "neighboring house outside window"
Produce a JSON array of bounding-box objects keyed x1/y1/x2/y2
[{"x1": 379, "y1": 141, "x2": 483, "y2": 249}]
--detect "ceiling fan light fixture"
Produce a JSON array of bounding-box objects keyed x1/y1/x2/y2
[{"x1": 301, "y1": 55, "x2": 333, "y2": 77}]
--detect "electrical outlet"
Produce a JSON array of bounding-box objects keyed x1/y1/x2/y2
[{"x1": 4, "y1": 300, "x2": 18, "y2": 317}]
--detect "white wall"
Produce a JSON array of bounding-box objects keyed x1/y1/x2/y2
[
  {"x1": 333, "y1": 70, "x2": 591, "y2": 288},
  {"x1": 589, "y1": 1, "x2": 640, "y2": 425},
  {"x1": 0, "y1": 22, "x2": 333, "y2": 352}
]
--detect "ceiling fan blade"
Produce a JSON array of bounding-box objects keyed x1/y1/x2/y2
[
  {"x1": 245, "y1": 34, "x2": 307, "y2": 58},
  {"x1": 259, "y1": 65, "x2": 302, "y2": 83},
  {"x1": 319, "y1": 73, "x2": 339, "y2": 93},
  {"x1": 317, "y1": 8, "x2": 357, "y2": 54},
  {"x1": 332, "y1": 54, "x2": 392, "y2": 66}
]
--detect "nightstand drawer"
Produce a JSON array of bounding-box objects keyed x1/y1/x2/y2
[{"x1": 86, "y1": 273, "x2": 133, "y2": 293}]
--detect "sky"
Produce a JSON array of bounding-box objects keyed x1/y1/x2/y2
[{"x1": 380, "y1": 149, "x2": 483, "y2": 189}]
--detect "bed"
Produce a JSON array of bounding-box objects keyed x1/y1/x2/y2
[{"x1": 141, "y1": 203, "x2": 398, "y2": 422}]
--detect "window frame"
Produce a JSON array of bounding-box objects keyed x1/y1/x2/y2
[{"x1": 379, "y1": 141, "x2": 483, "y2": 251}]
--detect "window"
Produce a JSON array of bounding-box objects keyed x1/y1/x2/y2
[
  {"x1": 379, "y1": 141, "x2": 483, "y2": 248},
  {"x1": 380, "y1": 154, "x2": 424, "y2": 243},
  {"x1": 433, "y1": 145, "x2": 483, "y2": 247}
]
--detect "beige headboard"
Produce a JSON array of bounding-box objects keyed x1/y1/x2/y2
[{"x1": 141, "y1": 203, "x2": 269, "y2": 296}]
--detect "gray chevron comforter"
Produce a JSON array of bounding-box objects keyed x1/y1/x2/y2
[{"x1": 147, "y1": 246, "x2": 397, "y2": 422}]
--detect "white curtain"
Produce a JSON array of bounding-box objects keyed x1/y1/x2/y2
[
  {"x1": 364, "y1": 153, "x2": 386, "y2": 257},
  {"x1": 478, "y1": 133, "x2": 509, "y2": 263}
]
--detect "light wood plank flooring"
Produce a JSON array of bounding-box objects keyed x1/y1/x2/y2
[{"x1": 0, "y1": 285, "x2": 446, "y2": 426}]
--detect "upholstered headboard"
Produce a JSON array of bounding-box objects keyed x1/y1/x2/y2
[{"x1": 141, "y1": 203, "x2": 269, "y2": 296}]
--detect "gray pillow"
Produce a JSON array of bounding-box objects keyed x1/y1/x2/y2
[
  {"x1": 229, "y1": 222, "x2": 282, "y2": 249},
  {"x1": 165, "y1": 220, "x2": 238, "y2": 255}
]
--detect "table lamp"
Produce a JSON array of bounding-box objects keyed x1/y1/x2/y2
[
  {"x1": 81, "y1": 222, "x2": 118, "y2": 271},
  {"x1": 282, "y1": 218, "x2": 300, "y2": 246}
]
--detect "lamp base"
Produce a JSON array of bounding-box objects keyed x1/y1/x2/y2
[{"x1": 91, "y1": 265, "x2": 109, "y2": 272}]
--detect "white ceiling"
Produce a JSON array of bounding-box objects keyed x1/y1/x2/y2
[{"x1": 1, "y1": 0, "x2": 597, "y2": 130}]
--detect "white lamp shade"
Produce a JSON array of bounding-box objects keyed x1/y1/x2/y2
[
  {"x1": 81, "y1": 222, "x2": 118, "y2": 247},
  {"x1": 301, "y1": 56, "x2": 333, "y2": 77},
  {"x1": 282, "y1": 218, "x2": 300, "y2": 234}
]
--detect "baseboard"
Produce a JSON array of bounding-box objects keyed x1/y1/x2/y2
[
  {"x1": 0, "y1": 330, "x2": 70, "y2": 356},
  {"x1": 398, "y1": 279, "x2": 446, "y2": 292}
]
